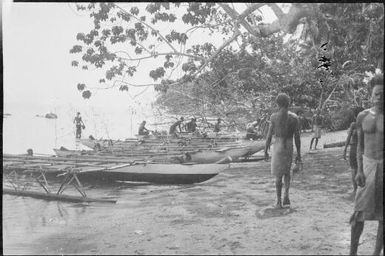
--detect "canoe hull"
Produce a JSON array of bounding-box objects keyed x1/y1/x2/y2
[
  {"x1": 187, "y1": 140, "x2": 265, "y2": 164},
  {"x1": 4, "y1": 160, "x2": 225, "y2": 185},
  {"x1": 77, "y1": 163, "x2": 224, "y2": 184},
  {"x1": 78, "y1": 172, "x2": 219, "y2": 184}
]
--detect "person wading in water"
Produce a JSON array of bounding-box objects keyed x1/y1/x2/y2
[
  {"x1": 349, "y1": 73, "x2": 383, "y2": 256},
  {"x1": 264, "y1": 93, "x2": 301, "y2": 208},
  {"x1": 73, "y1": 112, "x2": 85, "y2": 139}
]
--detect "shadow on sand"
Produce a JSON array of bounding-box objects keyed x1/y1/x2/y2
[{"x1": 255, "y1": 206, "x2": 297, "y2": 219}]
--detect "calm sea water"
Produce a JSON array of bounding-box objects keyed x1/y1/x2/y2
[
  {"x1": 2, "y1": 103, "x2": 177, "y2": 254},
  {"x1": 2, "y1": 103, "x2": 171, "y2": 154}
]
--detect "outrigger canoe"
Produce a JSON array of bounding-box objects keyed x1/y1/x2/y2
[
  {"x1": 54, "y1": 139, "x2": 265, "y2": 164},
  {"x1": 3, "y1": 154, "x2": 227, "y2": 184},
  {"x1": 80, "y1": 136, "x2": 241, "y2": 151}
]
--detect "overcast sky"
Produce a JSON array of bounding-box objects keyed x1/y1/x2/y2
[{"x1": 3, "y1": 2, "x2": 281, "y2": 115}]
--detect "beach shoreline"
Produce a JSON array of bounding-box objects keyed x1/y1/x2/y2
[{"x1": 3, "y1": 130, "x2": 381, "y2": 255}]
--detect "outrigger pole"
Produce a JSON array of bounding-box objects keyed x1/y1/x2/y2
[
  {"x1": 3, "y1": 188, "x2": 116, "y2": 203},
  {"x1": 3, "y1": 166, "x2": 117, "y2": 204}
]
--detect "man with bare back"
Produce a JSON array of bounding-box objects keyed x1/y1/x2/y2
[
  {"x1": 264, "y1": 93, "x2": 301, "y2": 208},
  {"x1": 350, "y1": 73, "x2": 383, "y2": 256}
]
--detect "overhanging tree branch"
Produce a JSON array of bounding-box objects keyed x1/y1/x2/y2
[
  {"x1": 118, "y1": 52, "x2": 206, "y2": 62},
  {"x1": 219, "y1": 3, "x2": 260, "y2": 36},
  {"x1": 191, "y1": 27, "x2": 241, "y2": 77},
  {"x1": 238, "y1": 3, "x2": 267, "y2": 20}
]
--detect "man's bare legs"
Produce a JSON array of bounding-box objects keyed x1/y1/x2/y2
[
  {"x1": 310, "y1": 138, "x2": 315, "y2": 150},
  {"x1": 373, "y1": 221, "x2": 383, "y2": 255},
  {"x1": 275, "y1": 175, "x2": 282, "y2": 208},
  {"x1": 275, "y1": 174, "x2": 291, "y2": 207},
  {"x1": 350, "y1": 220, "x2": 364, "y2": 255},
  {"x1": 310, "y1": 138, "x2": 319, "y2": 150},
  {"x1": 283, "y1": 173, "x2": 291, "y2": 206},
  {"x1": 314, "y1": 138, "x2": 319, "y2": 149}
]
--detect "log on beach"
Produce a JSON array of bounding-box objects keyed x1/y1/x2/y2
[{"x1": 323, "y1": 141, "x2": 345, "y2": 148}]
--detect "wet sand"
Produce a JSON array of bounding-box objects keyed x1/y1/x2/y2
[{"x1": 3, "y1": 130, "x2": 382, "y2": 255}]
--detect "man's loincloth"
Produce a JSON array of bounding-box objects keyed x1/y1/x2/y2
[
  {"x1": 313, "y1": 125, "x2": 321, "y2": 138},
  {"x1": 271, "y1": 138, "x2": 293, "y2": 176},
  {"x1": 350, "y1": 155, "x2": 383, "y2": 223}
]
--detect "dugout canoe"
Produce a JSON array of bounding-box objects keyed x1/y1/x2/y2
[
  {"x1": 80, "y1": 136, "x2": 242, "y2": 150},
  {"x1": 184, "y1": 140, "x2": 265, "y2": 164},
  {"x1": 53, "y1": 148, "x2": 94, "y2": 157},
  {"x1": 52, "y1": 148, "x2": 187, "y2": 163},
  {"x1": 76, "y1": 162, "x2": 226, "y2": 184},
  {"x1": 55, "y1": 139, "x2": 265, "y2": 164},
  {"x1": 3, "y1": 154, "x2": 227, "y2": 184}
]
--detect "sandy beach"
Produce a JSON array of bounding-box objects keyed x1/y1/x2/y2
[{"x1": 3, "y1": 130, "x2": 382, "y2": 255}]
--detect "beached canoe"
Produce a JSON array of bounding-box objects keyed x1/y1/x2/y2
[
  {"x1": 53, "y1": 148, "x2": 186, "y2": 163},
  {"x1": 80, "y1": 136, "x2": 242, "y2": 150},
  {"x1": 77, "y1": 162, "x2": 226, "y2": 184},
  {"x1": 55, "y1": 139, "x2": 265, "y2": 164},
  {"x1": 3, "y1": 154, "x2": 227, "y2": 184},
  {"x1": 53, "y1": 148, "x2": 94, "y2": 157},
  {"x1": 184, "y1": 140, "x2": 265, "y2": 164}
]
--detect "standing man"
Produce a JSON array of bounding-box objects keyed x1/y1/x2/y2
[
  {"x1": 73, "y1": 112, "x2": 85, "y2": 139},
  {"x1": 138, "y1": 120, "x2": 150, "y2": 136},
  {"x1": 264, "y1": 93, "x2": 301, "y2": 208},
  {"x1": 343, "y1": 106, "x2": 365, "y2": 195},
  {"x1": 169, "y1": 117, "x2": 184, "y2": 137},
  {"x1": 296, "y1": 110, "x2": 307, "y2": 133},
  {"x1": 246, "y1": 121, "x2": 259, "y2": 140},
  {"x1": 310, "y1": 108, "x2": 323, "y2": 150},
  {"x1": 213, "y1": 118, "x2": 222, "y2": 133},
  {"x1": 350, "y1": 74, "x2": 383, "y2": 256},
  {"x1": 185, "y1": 118, "x2": 198, "y2": 133}
]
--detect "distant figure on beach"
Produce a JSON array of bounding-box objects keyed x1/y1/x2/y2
[
  {"x1": 309, "y1": 108, "x2": 323, "y2": 150},
  {"x1": 349, "y1": 74, "x2": 383, "y2": 256},
  {"x1": 296, "y1": 110, "x2": 307, "y2": 133},
  {"x1": 213, "y1": 118, "x2": 222, "y2": 133},
  {"x1": 169, "y1": 117, "x2": 184, "y2": 137},
  {"x1": 264, "y1": 93, "x2": 301, "y2": 208},
  {"x1": 138, "y1": 121, "x2": 150, "y2": 136},
  {"x1": 343, "y1": 106, "x2": 365, "y2": 195},
  {"x1": 246, "y1": 121, "x2": 259, "y2": 140},
  {"x1": 259, "y1": 114, "x2": 271, "y2": 139},
  {"x1": 185, "y1": 118, "x2": 197, "y2": 133},
  {"x1": 73, "y1": 112, "x2": 85, "y2": 139}
]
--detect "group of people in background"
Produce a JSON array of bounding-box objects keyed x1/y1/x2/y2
[
  {"x1": 263, "y1": 73, "x2": 383, "y2": 255},
  {"x1": 137, "y1": 116, "x2": 223, "y2": 137},
  {"x1": 73, "y1": 113, "x2": 223, "y2": 139}
]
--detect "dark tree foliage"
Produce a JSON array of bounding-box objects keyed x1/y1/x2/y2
[{"x1": 70, "y1": 3, "x2": 383, "y2": 131}]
